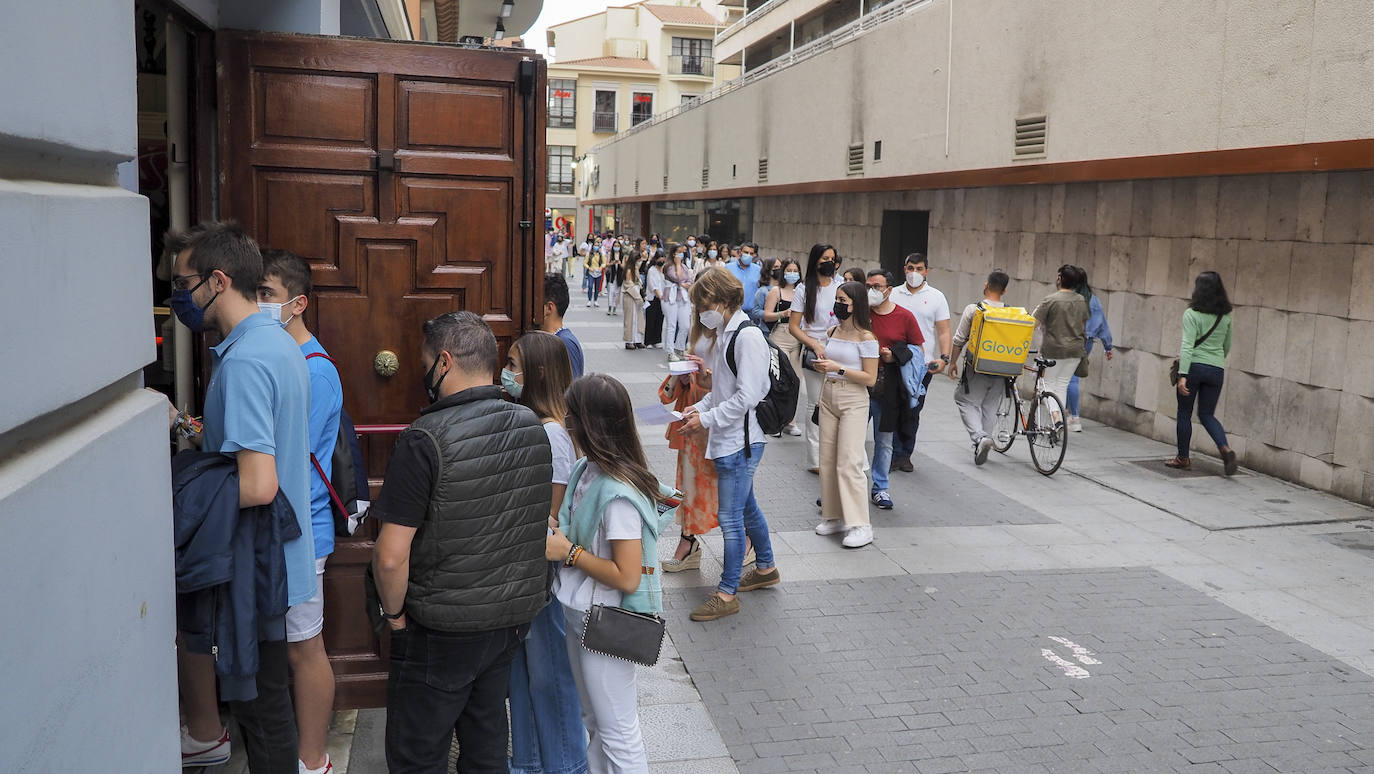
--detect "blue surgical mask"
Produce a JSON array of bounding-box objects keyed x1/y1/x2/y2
[
  {"x1": 740, "y1": 254, "x2": 753, "y2": 266},
  {"x1": 707, "y1": 249, "x2": 718, "y2": 259},
  {"x1": 501, "y1": 368, "x2": 523, "y2": 398},
  {"x1": 784, "y1": 271, "x2": 801, "y2": 285}
]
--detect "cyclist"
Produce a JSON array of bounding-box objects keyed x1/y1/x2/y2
[{"x1": 947, "y1": 269, "x2": 1011, "y2": 466}]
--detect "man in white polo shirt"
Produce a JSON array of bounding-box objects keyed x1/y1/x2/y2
[{"x1": 888, "y1": 252, "x2": 951, "y2": 472}]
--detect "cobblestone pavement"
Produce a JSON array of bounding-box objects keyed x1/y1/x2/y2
[{"x1": 339, "y1": 292, "x2": 1374, "y2": 773}]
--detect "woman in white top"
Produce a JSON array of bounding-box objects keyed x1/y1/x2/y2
[
  {"x1": 660, "y1": 244, "x2": 694, "y2": 357},
  {"x1": 787, "y1": 243, "x2": 843, "y2": 472},
  {"x1": 545, "y1": 375, "x2": 666, "y2": 774},
  {"x1": 812, "y1": 281, "x2": 880, "y2": 549},
  {"x1": 644, "y1": 250, "x2": 666, "y2": 349},
  {"x1": 501, "y1": 332, "x2": 589, "y2": 774}
]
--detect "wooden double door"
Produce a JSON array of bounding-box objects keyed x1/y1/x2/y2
[{"x1": 217, "y1": 30, "x2": 546, "y2": 707}]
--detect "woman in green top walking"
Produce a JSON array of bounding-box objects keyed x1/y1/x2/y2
[{"x1": 1167, "y1": 271, "x2": 1238, "y2": 475}]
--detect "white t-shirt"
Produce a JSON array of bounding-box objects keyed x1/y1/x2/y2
[
  {"x1": 543, "y1": 421, "x2": 574, "y2": 486},
  {"x1": 891, "y1": 281, "x2": 950, "y2": 364},
  {"x1": 790, "y1": 281, "x2": 840, "y2": 341},
  {"x1": 553, "y1": 462, "x2": 643, "y2": 612},
  {"x1": 823, "y1": 337, "x2": 880, "y2": 379}
]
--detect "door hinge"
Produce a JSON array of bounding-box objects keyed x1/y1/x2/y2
[{"x1": 519, "y1": 59, "x2": 535, "y2": 95}]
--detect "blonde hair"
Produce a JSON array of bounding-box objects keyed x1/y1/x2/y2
[{"x1": 688, "y1": 266, "x2": 744, "y2": 312}]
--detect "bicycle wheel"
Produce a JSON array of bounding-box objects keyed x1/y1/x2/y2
[
  {"x1": 992, "y1": 388, "x2": 1017, "y2": 453},
  {"x1": 1027, "y1": 391, "x2": 1068, "y2": 475}
]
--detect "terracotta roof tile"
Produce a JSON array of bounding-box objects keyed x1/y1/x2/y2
[
  {"x1": 552, "y1": 56, "x2": 658, "y2": 71},
  {"x1": 640, "y1": 4, "x2": 719, "y2": 25}
]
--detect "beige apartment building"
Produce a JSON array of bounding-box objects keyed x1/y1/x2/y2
[
  {"x1": 581, "y1": 0, "x2": 1374, "y2": 505},
  {"x1": 544, "y1": 1, "x2": 743, "y2": 236}
]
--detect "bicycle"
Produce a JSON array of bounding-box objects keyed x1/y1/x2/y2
[{"x1": 990, "y1": 351, "x2": 1069, "y2": 475}]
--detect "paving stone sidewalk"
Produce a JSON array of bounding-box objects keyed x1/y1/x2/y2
[{"x1": 334, "y1": 296, "x2": 1374, "y2": 774}]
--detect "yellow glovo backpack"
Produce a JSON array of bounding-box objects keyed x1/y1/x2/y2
[{"x1": 968, "y1": 303, "x2": 1036, "y2": 376}]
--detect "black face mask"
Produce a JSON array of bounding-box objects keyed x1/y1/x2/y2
[
  {"x1": 423, "y1": 354, "x2": 449, "y2": 404},
  {"x1": 817, "y1": 262, "x2": 837, "y2": 278},
  {"x1": 833, "y1": 301, "x2": 852, "y2": 321}
]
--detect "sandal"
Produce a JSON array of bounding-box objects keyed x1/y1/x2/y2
[
  {"x1": 1163, "y1": 457, "x2": 1191, "y2": 470},
  {"x1": 663, "y1": 534, "x2": 701, "y2": 573}
]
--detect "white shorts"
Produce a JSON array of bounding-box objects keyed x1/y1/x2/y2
[{"x1": 286, "y1": 556, "x2": 328, "y2": 643}]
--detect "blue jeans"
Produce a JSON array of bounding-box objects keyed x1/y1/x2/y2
[
  {"x1": 868, "y1": 398, "x2": 894, "y2": 494},
  {"x1": 1176, "y1": 363, "x2": 1229, "y2": 458},
  {"x1": 1066, "y1": 341, "x2": 1095, "y2": 415},
  {"x1": 508, "y1": 599, "x2": 588, "y2": 774},
  {"x1": 713, "y1": 443, "x2": 776, "y2": 595}
]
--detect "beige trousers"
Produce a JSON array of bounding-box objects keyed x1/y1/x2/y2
[{"x1": 819, "y1": 378, "x2": 871, "y2": 527}]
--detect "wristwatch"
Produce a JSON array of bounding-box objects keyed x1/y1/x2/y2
[
  {"x1": 939, "y1": 354, "x2": 950, "y2": 363},
  {"x1": 379, "y1": 604, "x2": 404, "y2": 621},
  {"x1": 837, "y1": 368, "x2": 846, "y2": 377}
]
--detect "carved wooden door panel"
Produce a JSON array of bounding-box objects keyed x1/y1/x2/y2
[{"x1": 218, "y1": 30, "x2": 545, "y2": 708}]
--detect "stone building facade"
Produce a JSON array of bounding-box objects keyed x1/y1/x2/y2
[{"x1": 750, "y1": 170, "x2": 1374, "y2": 502}]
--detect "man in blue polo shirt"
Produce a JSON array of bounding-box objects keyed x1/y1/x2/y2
[
  {"x1": 259, "y1": 249, "x2": 343, "y2": 774},
  {"x1": 170, "y1": 222, "x2": 312, "y2": 772},
  {"x1": 727, "y1": 242, "x2": 762, "y2": 317}
]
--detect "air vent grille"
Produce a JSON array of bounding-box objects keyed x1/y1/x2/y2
[
  {"x1": 1015, "y1": 115, "x2": 1047, "y2": 157},
  {"x1": 634, "y1": 180, "x2": 640, "y2": 195},
  {"x1": 701, "y1": 167, "x2": 709, "y2": 189},
  {"x1": 663, "y1": 174, "x2": 669, "y2": 190},
  {"x1": 846, "y1": 143, "x2": 864, "y2": 175},
  {"x1": 758, "y1": 157, "x2": 768, "y2": 183}
]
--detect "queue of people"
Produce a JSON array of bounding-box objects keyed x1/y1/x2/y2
[{"x1": 168, "y1": 220, "x2": 1237, "y2": 774}]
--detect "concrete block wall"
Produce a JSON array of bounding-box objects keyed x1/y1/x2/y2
[
  {"x1": 753, "y1": 170, "x2": 1374, "y2": 505},
  {"x1": 0, "y1": 0, "x2": 179, "y2": 770}
]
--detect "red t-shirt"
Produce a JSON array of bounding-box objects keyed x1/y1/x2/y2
[{"x1": 870, "y1": 304, "x2": 924, "y2": 353}]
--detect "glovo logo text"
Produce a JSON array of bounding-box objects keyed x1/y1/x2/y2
[{"x1": 981, "y1": 339, "x2": 1028, "y2": 357}]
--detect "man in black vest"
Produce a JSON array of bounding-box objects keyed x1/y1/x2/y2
[{"x1": 371, "y1": 311, "x2": 552, "y2": 774}]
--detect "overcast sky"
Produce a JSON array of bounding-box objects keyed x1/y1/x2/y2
[{"x1": 522, "y1": 0, "x2": 618, "y2": 56}]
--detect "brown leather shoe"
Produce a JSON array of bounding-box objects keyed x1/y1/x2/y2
[
  {"x1": 1222, "y1": 449, "x2": 1238, "y2": 476},
  {"x1": 689, "y1": 594, "x2": 740, "y2": 622},
  {"x1": 1164, "y1": 457, "x2": 1191, "y2": 470},
  {"x1": 738, "y1": 567, "x2": 780, "y2": 592}
]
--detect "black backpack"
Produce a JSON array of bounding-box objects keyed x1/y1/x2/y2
[
  {"x1": 725, "y1": 322, "x2": 800, "y2": 456},
  {"x1": 305, "y1": 353, "x2": 371, "y2": 537}
]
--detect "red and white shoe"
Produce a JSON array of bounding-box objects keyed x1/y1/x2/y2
[
  {"x1": 181, "y1": 725, "x2": 231, "y2": 767},
  {"x1": 299, "y1": 755, "x2": 333, "y2": 774}
]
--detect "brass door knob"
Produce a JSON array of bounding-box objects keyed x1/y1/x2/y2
[{"x1": 374, "y1": 350, "x2": 399, "y2": 377}]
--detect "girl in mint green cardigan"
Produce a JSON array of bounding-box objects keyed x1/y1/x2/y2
[
  {"x1": 1167, "y1": 272, "x2": 1237, "y2": 475},
  {"x1": 545, "y1": 374, "x2": 669, "y2": 773}
]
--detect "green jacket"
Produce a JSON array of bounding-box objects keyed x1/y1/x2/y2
[
  {"x1": 558, "y1": 459, "x2": 669, "y2": 615},
  {"x1": 1179, "y1": 308, "x2": 1233, "y2": 375}
]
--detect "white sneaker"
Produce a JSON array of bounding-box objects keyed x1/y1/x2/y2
[
  {"x1": 814, "y1": 519, "x2": 845, "y2": 536},
  {"x1": 783, "y1": 424, "x2": 802, "y2": 437},
  {"x1": 181, "y1": 725, "x2": 231, "y2": 767},
  {"x1": 585, "y1": 301, "x2": 593, "y2": 307},
  {"x1": 1068, "y1": 416, "x2": 1083, "y2": 432},
  {"x1": 300, "y1": 756, "x2": 333, "y2": 774},
  {"x1": 974, "y1": 437, "x2": 993, "y2": 466},
  {"x1": 842, "y1": 524, "x2": 874, "y2": 548}
]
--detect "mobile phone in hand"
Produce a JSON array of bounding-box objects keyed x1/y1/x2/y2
[{"x1": 926, "y1": 361, "x2": 941, "y2": 372}]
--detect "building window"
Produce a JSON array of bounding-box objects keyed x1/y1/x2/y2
[
  {"x1": 671, "y1": 37, "x2": 712, "y2": 76},
  {"x1": 548, "y1": 79, "x2": 575, "y2": 129},
  {"x1": 631, "y1": 92, "x2": 653, "y2": 126},
  {"x1": 593, "y1": 90, "x2": 617, "y2": 133},
  {"x1": 548, "y1": 145, "x2": 574, "y2": 194},
  {"x1": 681, "y1": 94, "x2": 699, "y2": 105}
]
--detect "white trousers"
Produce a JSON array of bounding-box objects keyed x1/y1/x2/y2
[
  {"x1": 801, "y1": 366, "x2": 823, "y2": 467},
  {"x1": 563, "y1": 606, "x2": 648, "y2": 774},
  {"x1": 1041, "y1": 357, "x2": 1080, "y2": 415},
  {"x1": 661, "y1": 301, "x2": 691, "y2": 353}
]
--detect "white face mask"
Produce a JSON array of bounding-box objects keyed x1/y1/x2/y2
[
  {"x1": 698, "y1": 308, "x2": 725, "y2": 331},
  {"x1": 906, "y1": 271, "x2": 925, "y2": 288},
  {"x1": 687, "y1": 239, "x2": 696, "y2": 247},
  {"x1": 258, "y1": 295, "x2": 302, "y2": 326},
  {"x1": 867, "y1": 288, "x2": 886, "y2": 307}
]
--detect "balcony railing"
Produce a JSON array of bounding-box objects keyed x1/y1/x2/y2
[
  {"x1": 592, "y1": 111, "x2": 617, "y2": 133},
  {"x1": 668, "y1": 54, "x2": 714, "y2": 77}
]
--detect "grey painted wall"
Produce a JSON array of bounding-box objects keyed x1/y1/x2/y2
[
  {"x1": 0, "y1": 0, "x2": 178, "y2": 771},
  {"x1": 751, "y1": 170, "x2": 1374, "y2": 504}
]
